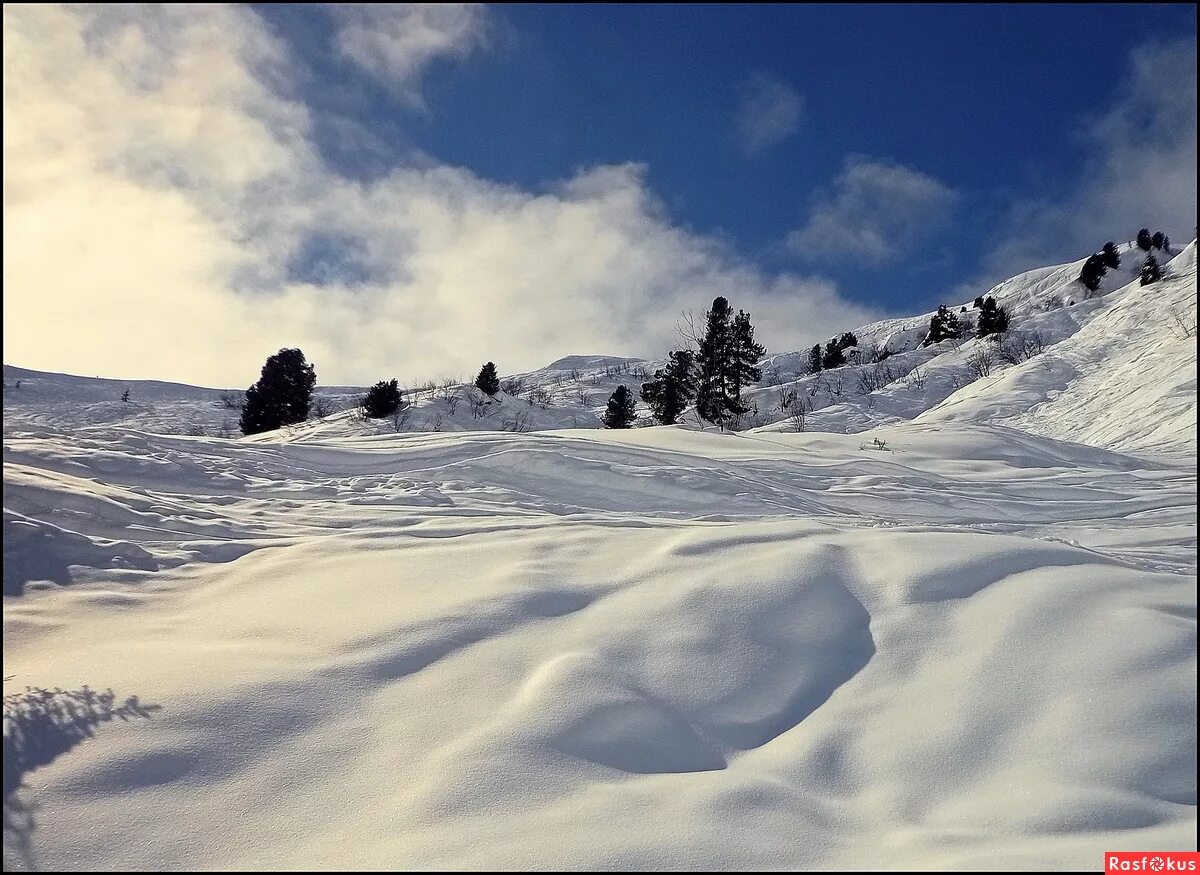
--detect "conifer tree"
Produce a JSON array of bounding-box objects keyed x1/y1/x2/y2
[
  {"x1": 728, "y1": 310, "x2": 766, "y2": 414},
  {"x1": 976, "y1": 297, "x2": 1010, "y2": 337},
  {"x1": 822, "y1": 339, "x2": 846, "y2": 369},
  {"x1": 1100, "y1": 242, "x2": 1121, "y2": 270},
  {"x1": 474, "y1": 362, "x2": 500, "y2": 396},
  {"x1": 695, "y1": 296, "x2": 734, "y2": 426},
  {"x1": 922, "y1": 304, "x2": 962, "y2": 346},
  {"x1": 362, "y1": 379, "x2": 402, "y2": 418},
  {"x1": 240, "y1": 348, "x2": 317, "y2": 435},
  {"x1": 640, "y1": 349, "x2": 696, "y2": 425},
  {"x1": 602, "y1": 384, "x2": 637, "y2": 428},
  {"x1": 1151, "y1": 231, "x2": 1166, "y2": 251},
  {"x1": 1136, "y1": 228, "x2": 1153, "y2": 251},
  {"x1": 1079, "y1": 254, "x2": 1107, "y2": 292},
  {"x1": 807, "y1": 344, "x2": 823, "y2": 374},
  {"x1": 1140, "y1": 254, "x2": 1162, "y2": 286}
]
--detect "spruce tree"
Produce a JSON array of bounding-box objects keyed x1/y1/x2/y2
[
  {"x1": 239, "y1": 348, "x2": 317, "y2": 435},
  {"x1": 922, "y1": 305, "x2": 962, "y2": 346},
  {"x1": 602, "y1": 385, "x2": 637, "y2": 428},
  {"x1": 695, "y1": 296, "x2": 734, "y2": 426},
  {"x1": 474, "y1": 362, "x2": 500, "y2": 396},
  {"x1": 822, "y1": 339, "x2": 846, "y2": 369},
  {"x1": 1151, "y1": 231, "x2": 1166, "y2": 251},
  {"x1": 728, "y1": 310, "x2": 766, "y2": 414},
  {"x1": 976, "y1": 297, "x2": 1010, "y2": 337},
  {"x1": 1100, "y1": 242, "x2": 1121, "y2": 270},
  {"x1": 1136, "y1": 228, "x2": 1153, "y2": 251},
  {"x1": 640, "y1": 349, "x2": 696, "y2": 425},
  {"x1": 362, "y1": 379, "x2": 402, "y2": 418},
  {"x1": 1140, "y1": 255, "x2": 1162, "y2": 286},
  {"x1": 1079, "y1": 254, "x2": 1107, "y2": 292},
  {"x1": 808, "y1": 344, "x2": 823, "y2": 374}
]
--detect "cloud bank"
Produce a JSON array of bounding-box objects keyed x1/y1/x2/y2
[
  {"x1": 787, "y1": 157, "x2": 959, "y2": 266},
  {"x1": 3, "y1": 4, "x2": 874, "y2": 388}
]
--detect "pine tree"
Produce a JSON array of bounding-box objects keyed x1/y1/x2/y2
[
  {"x1": 728, "y1": 310, "x2": 766, "y2": 415},
  {"x1": 695, "y1": 296, "x2": 734, "y2": 426},
  {"x1": 822, "y1": 339, "x2": 846, "y2": 369},
  {"x1": 121, "y1": 389, "x2": 130, "y2": 403},
  {"x1": 1151, "y1": 231, "x2": 1166, "y2": 251},
  {"x1": 922, "y1": 304, "x2": 962, "y2": 346},
  {"x1": 362, "y1": 379, "x2": 402, "y2": 418},
  {"x1": 1079, "y1": 254, "x2": 1107, "y2": 292},
  {"x1": 808, "y1": 344, "x2": 823, "y2": 374},
  {"x1": 1140, "y1": 255, "x2": 1162, "y2": 286},
  {"x1": 1136, "y1": 228, "x2": 1153, "y2": 251},
  {"x1": 837, "y1": 331, "x2": 858, "y2": 351},
  {"x1": 1100, "y1": 242, "x2": 1121, "y2": 270},
  {"x1": 602, "y1": 385, "x2": 637, "y2": 428},
  {"x1": 239, "y1": 348, "x2": 317, "y2": 435},
  {"x1": 474, "y1": 362, "x2": 500, "y2": 396},
  {"x1": 976, "y1": 297, "x2": 1010, "y2": 337},
  {"x1": 973, "y1": 296, "x2": 984, "y2": 309},
  {"x1": 640, "y1": 349, "x2": 696, "y2": 425}
]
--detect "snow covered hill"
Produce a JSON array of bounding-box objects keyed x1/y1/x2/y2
[{"x1": 3, "y1": 240, "x2": 1196, "y2": 870}]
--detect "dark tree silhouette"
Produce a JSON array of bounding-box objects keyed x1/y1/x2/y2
[
  {"x1": 1100, "y1": 242, "x2": 1121, "y2": 270},
  {"x1": 602, "y1": 385, "x2": 637, "y2": 428},
  {"x1": 807, "y1": 344, "x2": 823, "y2": 374},
  {"x1": 362, "y1": 379, "x2": 402, "y2": 418},
  {"x1": 922, "y1": 304, "x2": 962, "y2": 346},
  {"x1": 239, "y1": 348, "x2": 317, "y2": 435},
  {"x1": 822, "y1": 339, "x2": 846, "y2": 369},
  {"x1": 1136, "y1": 228, "x2": 1153, "y2": 252},
  {"x1": 695, "y1": 296, "x2": 734, "y2": 426},
  {"x1": 640, "y1": 349, "x2": 696, "y2": 425},
  {"x1": 1140, "y1": 254, "x2": 1162, "y2": 286},
  {"x1": 1151, "y1": 231, "x2": 1166, "y2": 251},
  {"x1": 474, "y1": 362, "x2": 500, "y2": 396},
  {"x1": 976, "y1": 297, "x2": 1010, "y2": 337},
  {"x1": 1079, "y1": 254, "x2": 1107, "y2": 292},
  {"x1": 728, "y1": 310, "x2": 766, "y2": 415}
]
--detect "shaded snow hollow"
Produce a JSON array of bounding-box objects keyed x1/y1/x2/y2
[{"x1": 2, "y1": 242, "x2": 1196, "y2": 870}]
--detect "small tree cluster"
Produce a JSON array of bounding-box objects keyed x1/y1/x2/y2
[
  {"x1": 474, "y1": 362, "x2": 500, "y2": 396},
  {"x1": 819, "y1": 331, "x2": 858, "y2": 369},
  {"x1": 922, "y1": 304, "x2": 962, "y2": 346},
  {"x1": 693, "y1": 296, "x2": 766, "y2": 428},
  {"x1": 1136, "y1": 228, "x2": 1171, "y2": 253},
  {"x1": 240, "y1": 348, "x2": 317, "y2": 436},
  {"x1": 976, "y1": 297, "x2": 1010, "y2": 337},
  {"x1": 602, "y1": 384, "x2": 637, "y2": 428},
  {"x1": 640, "y1": 349, "x2": 696, "y2": 425},
  {"x1": 1140, "y1": 254, "x2": 1163, "y2": 286},
  {"x1": 362, "y1": 379, "x2": 403, "y2": 418},
  {"x1": 1079, "y1": 242, "x2": 1122, "y2": 293},
  {"x1": 807, "y1": 344, "x2": 823, "y2": 374}
]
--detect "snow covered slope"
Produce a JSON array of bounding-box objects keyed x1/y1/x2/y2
[{"x1": 3, "y1": 241, "x2": 1196, "y2": 870}]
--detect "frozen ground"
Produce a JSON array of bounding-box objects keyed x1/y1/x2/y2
[{"x1": 2, "y1": 242, "x2": 1196, "y2": 870}]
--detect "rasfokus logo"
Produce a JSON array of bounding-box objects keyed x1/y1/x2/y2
[{"x1": 1106, "y1": 852, "x2": 1200, "y2": 872}]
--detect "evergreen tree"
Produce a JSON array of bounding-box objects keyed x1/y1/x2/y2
[
  {"x1": 602, "y1": 385, "x2": 637, "y2": 428},
  {"x1": 362, "y1": 379, "x2": 402, "y2": 418},
  {"x1": 640, "y1": 349, "x2": 696, "y2": 425},
  {"x1": 922, "y1": 304, "x2": 962, "y2": 346},
  {"x1": 695, "y1": 296, "x2": 734, "y2": 426},
  {"x1": 807, "y1": 344, "x2": 823, "y2": 374},
  {"x1": 1079, "y1": 254, "x2": 1107, "y2": 292},
  {"x1": 1151, "y1": 231, "x2": 1166, "y2": 251},
  {"x1": 973, "y1": 296, "x2": 984, "y2": 309},
  {"x1": 121, "y1": 389, "x2": 130, "y2": 403},
  {"x1": 822, "y1": 339, "x2": 846, "y2": 369},
  {"x1": 474, "y1": 362, "x2": 500, "y2": 396},
  {"x1": 239, "y1": 348, "x2": 317, "y2": 435},
  {"x1": 1140, "y1": 254, "x2": 1162, "y2": 286},
  {"x1": 1136, "y1": 228, "x2": 1153, "y2": 251},
  {"x1": 976, "y1": 297, "x2": 1010, "y2": 337},
  {"x1": 728, "y1": 310, "x2": 766, "y2": 414},
  {"x1": 1100, "y1": 241, "x2": 1121, "y2": 270},
  {"x1": 837, "y1": 331, "x2": 858, "y2": 351}
]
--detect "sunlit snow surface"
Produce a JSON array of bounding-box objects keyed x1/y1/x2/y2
[{"x1": 3, "y1": 245, "x2": 1195, "y2": 870}]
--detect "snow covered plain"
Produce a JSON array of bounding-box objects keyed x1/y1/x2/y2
[{"x1": 3, "y1": 243, "x2": 1196, "y2": 870}]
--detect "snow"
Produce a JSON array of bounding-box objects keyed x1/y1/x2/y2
[{"x1": 3, "y1": 241, "x2": 1196, "y2": 869}]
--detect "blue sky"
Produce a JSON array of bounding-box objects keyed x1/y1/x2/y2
[
  {"x1": 259, "y1": 3, "x2": 1197, "y2": 312},
  {"x1": 5, "y1": 4, "x2": 1197, "y2": 384}
]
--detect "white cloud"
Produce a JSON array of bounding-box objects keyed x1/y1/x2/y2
[
  {"x1": 787, "y1": 157, "x2": 959, "y2": 265},
  {"x1": 966, "y1": 38, "x2": 1197, "y2": 293},
  {"x1": 2, "y1": 4, "x2": 876, "y2": 388},
  {"x1": 736, "y1": 73, "x2": 803, "y2": 156},
  {"x1": 330, "y1": 4, "x2": 490, "y2": 106}
]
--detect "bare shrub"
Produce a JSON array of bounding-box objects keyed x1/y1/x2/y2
[
  {"x1": 1168, "y1": 306, "x2": 1197, "y2": 339},
  {"x1": 310, "y1": 395, "x2": 337, "y2": 418},
  {"x1": 501, "y1": 377, "x2": 525, "y2": 397},
  {"x1": 785, "y1": 396, "x2": 812, "y2": 432},
  {"x1": 965, "y1": 346, "x2": 995, "y2": 379},
  {"x1": 391, "y1": 405, "x2": 412, "y2": 433},
  {"x1": 218, "y1": 391, "x2": 243, "y2": 410},
  {"x1": 575, "y1": 388, "x2": 594, "y2": 407},
  {"x1": 500, "y1": 410, "x2": 532, "y2": 432},
  {"x1": 997, "y1": 331, "x2": 1045, "y2": 365},
  {"x1": 905, "y1": 367, "x2": 928, "y2": 390}
]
